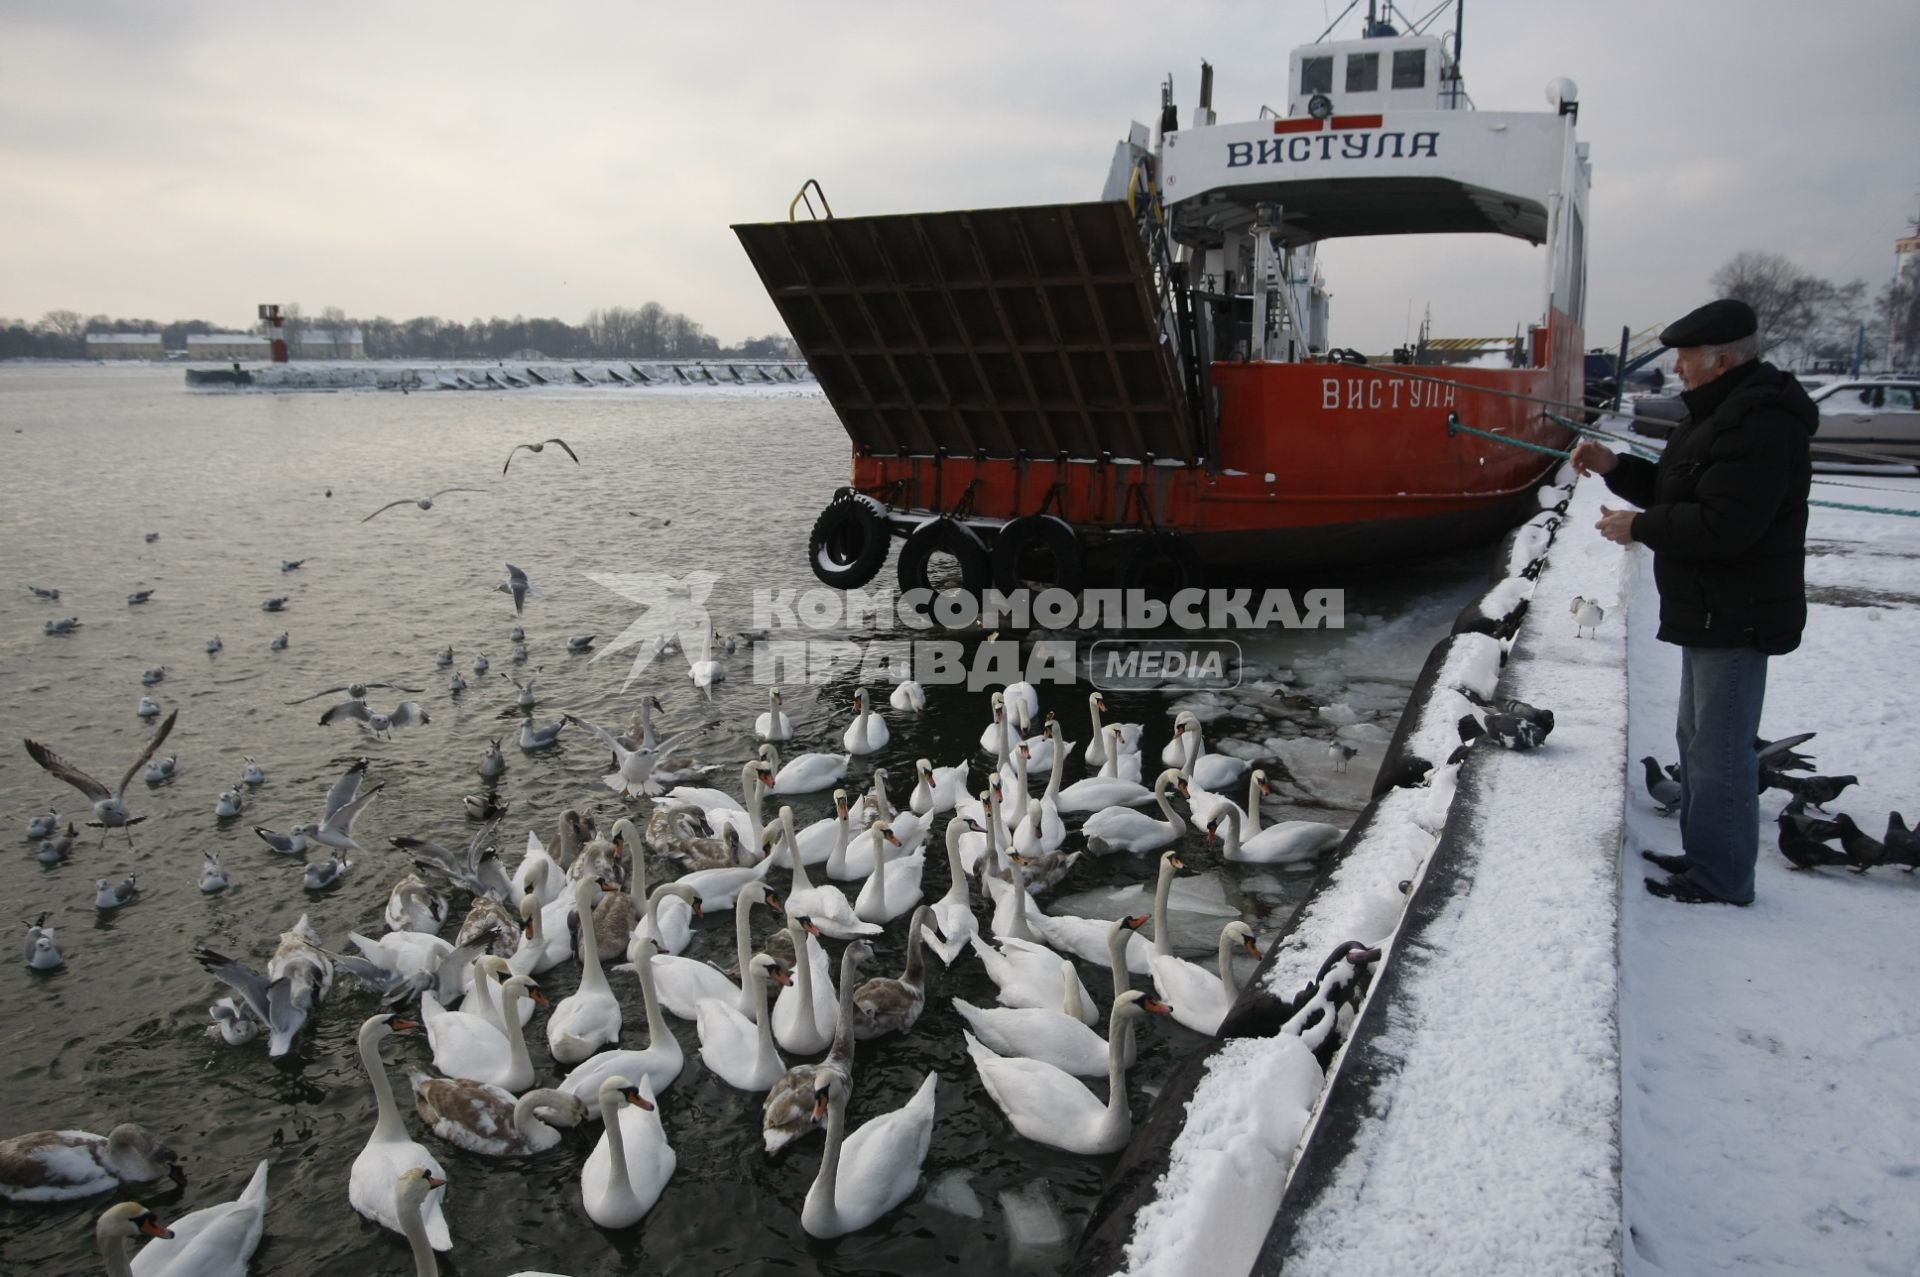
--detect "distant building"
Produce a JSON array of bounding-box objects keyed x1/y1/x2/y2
[
  {"x1": 292, "y1": 327, "x2": 365, "y2": 359},
  {"x1": 86, "y1": 332, "x2": 163, "y2": 360},
  {"x1": 188, "y1": 333, "x2": 272, "y2": 360}
]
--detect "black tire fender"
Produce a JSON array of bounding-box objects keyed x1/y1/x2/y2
[
  {"x1": 990, "y1": 515, "x2": 1085, "y2": 594},
  {"x1": 807, "y1": 496, "x2": 889, "y2": 589},
  {"x1": 896, "y1": 517, "x2": 992, "y2": 595},
  {"x1": 1116, "y1": 532, "x2": 1202, "y2": 599}
]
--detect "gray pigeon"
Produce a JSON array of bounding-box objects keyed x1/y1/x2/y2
[{"x1": 1639, "y1": 757, "x2": 1682, "y2": 815}]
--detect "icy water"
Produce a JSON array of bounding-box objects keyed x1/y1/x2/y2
[{"x1": 0, "y1": 365, "x2": 1486, "y2": 1276}]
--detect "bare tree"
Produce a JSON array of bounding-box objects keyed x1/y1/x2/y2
[{"x1": 1708, "y1": 251, "x2": 1826, "y2": 359}]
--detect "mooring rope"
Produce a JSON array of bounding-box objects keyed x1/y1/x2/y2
[{"x1": 1448, "y1": 413, "x2": 1920, "y2": 519}]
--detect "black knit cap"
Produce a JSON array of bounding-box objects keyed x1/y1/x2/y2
[{"x1": 1659, "y1": 298, "x2": 1758, "y2": 348}]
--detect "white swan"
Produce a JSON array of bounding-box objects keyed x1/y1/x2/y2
[
  {"x1": 773, "y1": 807, "x2": 881, "y2": 938},
  {"x1": 953, "y1": 935, "x2": 1131, "y2": 1078},
  {"x1": 647, "y1": 886, "x2": 773, "y2": 1020},
  {"x1": 964, "y1": 989, "x2": 1170, "y2": 1154},
  {"x1": 1082, "y1": 768, "x2": 1186, "y2": 855},
  {"x1": 548, "y1": 877, "x2": 622, "y2": 1063},
  {"x1": 1083, "y1": 692, "x2": 1143, "y2": 768},
  {"x1": 348, "y1": 1013, "x2": 450, "y2": 1250},
  {"x1": 629, "y1": 881, "x2": 702, "y2": 958},
  {"x1": 926, "y1": 817, "x2": 982, "y2": 966},
  {"x1": 419, "y1": 963, "x2": 539, "y2": 1091},
  {"x1": 95, "y1": 1203, "x2": 177, "y2": 1277},
  {"x1": 507, "y1": 890, "x2": 571, "y2": 976},
  {"x1": 1003, "y1": 681, "x2": 1040, "y2": 731},
  {"x1": 776, "y1": 788, "x2": 850, "y2": 869},
  {"x1": 841, "y1": 686, "x2": 890, "y2": 755},
  {"x1": 105, "y1": 1157, "x2": 266, "y2": 1277},
  {"x1": 971, "y1": 933, "x2": 1095, "y2": 1023},
  {"x1": 853, "y1": 821, "x2": 924, "y2": 924},
  {"x1": 1032, "y1": 903, "x2": 1155, "y2": 975},
  {"x1": 755, "y1": 687, "x2": 794, "y2": 741},
  {"x1": 889, "y1": 679, "x2": 927, "y2": 712},
  {"x1": 801, "y1": 1070, "x2": 938, "y2": 1239},
  {"x1": 1179, "y1": 764, "x2": 1265, "y2": 832},
  {"x1": 1174, "y1": 711, "x2": 1252, "y2": 790},
  {"x1": 561, "y1": 939, "x2": 685, "y2": 1111},
  {"x1": 410, "y1": 1077, "x2": 586, "y2": 1157},
  {"x1": 909, "y1": 757, "x2": 967, "y2": 814},
  {"x1": 0, "y1": 1124, "x2": 179, "y2": 1203},
  {"x1": 1207, "y1": 804, "x2": 1344, "y2": 865},
  {"x1": 1056, "y1": 725, "x2": 1154, "y2": 814},
  {"x1": 580, "y1": 1075, "x2": 674, "y2": 1229},
  {"x1": 764, "y1": 940, "x2": 869, "y2": 1154},
  {"x1": 511, "y1": 831, "x2": 564, "y2": 906},
  {"x1": 772, "y1": 914, "x2": 837, "y2": 1055},
  {"x1": 983, "y1": 860, "x2": 1050, "y2": 944},
  {"x1": 1150, "y1": 920, "x2": 1262, "y2": 1035},
  {"x1": 696, "y1": 953, "x2": 790, "y2": 1091},
  {"x1": 1148, "y1": 849, "x2": 1186, "y2": 960},
  {"x1": 759, "y1": 741, "x2": 850, "y2": 795}
]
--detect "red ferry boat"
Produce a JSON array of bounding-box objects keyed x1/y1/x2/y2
[{"x1": 735, "y1": 9, "x2": 1590, "y2": 592}]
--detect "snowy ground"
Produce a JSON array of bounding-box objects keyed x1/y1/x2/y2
[{"x1": 1619, "y1": 471, "x2": 1920, "y2": 1275}]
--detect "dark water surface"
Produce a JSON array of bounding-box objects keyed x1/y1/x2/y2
[{"x1": 0, "y1": 365, "x2": 1484, "y2": 1275}]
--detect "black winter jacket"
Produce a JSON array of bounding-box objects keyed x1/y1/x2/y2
[{"x1": 1603, "y1": 360, "x2": 1815, "y2": 654}]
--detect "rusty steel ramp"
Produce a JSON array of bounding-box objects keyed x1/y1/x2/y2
[{"x1": 734, "y1": 201, "x2": 1197, "y2": 465}]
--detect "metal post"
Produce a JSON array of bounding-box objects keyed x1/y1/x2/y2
[{"x1": 1613, "y1": 324, "x2": 1629, "y2": 412}]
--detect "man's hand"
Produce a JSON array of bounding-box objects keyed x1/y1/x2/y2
[
  {"x1": 1569, "y1": 440, "x2": 1618, "y2": 476},
  {"x1": 1596, "y1": 505, "x2": 1637, "y2": 545}
]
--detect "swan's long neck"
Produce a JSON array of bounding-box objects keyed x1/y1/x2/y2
[
  {"x1": 746, "y1": 779, "x2": 766, "y2": 845},
  {"x1": 828, "y1": 946, "x2": 860, "y2": 1065},
  {"x1": 1220, "y1": 806, "x2": 1243, "y2": 860},
  {"x1": 361, "y1": 1025, "x2": 408, "y2": 1142},
  {"x1": 752, "y1": 966, "x2": 779, "y2": 1071},
  {"x1": 1101, "y1": 727, "x2": 1122, "y2": 779},
  {"x1": 791, "y1": 923, "x2": 818, "y2": 1038},
  {"x1": 786, "y1": 815, "x2": 814, "y2": 893},
  {"x1": 1044, "y1": 737, "x2": 1064, "y2": 801},
  {"x1": 1088, "y1": 696, "x2": 1107, "y2": 763},
  {"x1": 1154, "y1": 772, "x2": 1182, "y2": 832},
  {"x1": 942, "y1": 825, "x2": 968, "y2": 905},
  {"x1": 1007, "y1": 869, "x2": 1033, "y2": 942},
  {"x1": 599, "y1": 1090, "x2": 637, "y2": 1205},
  {"x1": 1108, "y1": 924, "x2": 1133, "y2": 1001},
  {"x1": 576, "y1": 885, "x2": 608, "y2": 993},
  {"x1": 1104, "y1": 1008, "x2": 1135, "y2": 1121},
  {"x1": 502, "y1": 985, "x2": 533, "y2": 1078},
  {"x1": 811, "y1": 1087, "x2": 848, "y2": 1228},
  {"x1": 851, "y1": 694, "x2": 871, "y2": 750},
  {"x1": 1153, "y1": 857, "x2": 1176, "y2": 959},
  {"x1": 400, "y1": 1194, "x2": 439, "y2": 1277},
  {"x1": 739, "y1": 762, "x2": 761, "y2": 808},
  {"x1": 1183, "y1": 721, "x2": 1207, "y2": 765},
  {"x1": 1216, "y1": 930, "x2": 1240, "y2": 1002},
  {"x1": 871, "y1": 772, "x2": 894, "y2": 820},
  {"x1": 639, "y1": 699, "x2": 657, "y2": 750},
  {"x1": 985, "y1": 789, "x2": 1005, "y2": 876},
  {"x1": 1245, "y1": 775, "x2": 1264, "y2": 836},
  {"x1": 97, "y1": 1230, "x2": 135, "y2": 1277},
  {"x1": 867, "y1": 830, "x2": 889, "y2": 915},
  {"x1": 513, "y1": 1090, "x2": 564, "y2": 1144},
  {"x1": 902, "y1": 914, "x2": 927, "y2": 990},
  {"x1": 635, "y1": 940, "x2": 669, "y2": 1045},
  {"x1": 733, "y1": 893, "x2": 757, "y2": 977}
]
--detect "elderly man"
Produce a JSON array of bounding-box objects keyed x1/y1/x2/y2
[{"x1": 1569, "y1": 299, "x2": 1816, "y2": 905}]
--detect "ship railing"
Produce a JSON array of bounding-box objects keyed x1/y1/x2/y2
[{"x1": 1128, "y1": 161, "x2": 1216, "y2": 464}]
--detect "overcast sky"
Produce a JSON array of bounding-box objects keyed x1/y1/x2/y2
[{"x1": 3, "y1": 0, "x2": 1915, "y2": 352}]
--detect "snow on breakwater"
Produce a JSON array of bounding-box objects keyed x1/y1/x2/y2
[{"x1": 184, "y1": 359, "x2": 815, "y2": 392}]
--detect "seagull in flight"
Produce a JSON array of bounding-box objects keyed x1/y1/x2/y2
[
  {"x1": 561, "y1": 709, "x2": 698, "y2": 797},
  {"x1": 496, "y1": 563, "x2": 537, "y2": 614},
  {"x1": 299, "y1": 758, "x2": 386, "y2": 853},
  {"x1": 361, "y1": 486, "x2": 487, "y2": 523},
  {"x1": 502, "y1": 437, "x2": 580, "y2": 474},
  {"x1": 24, "y1": 709, "x2": 178, "y2": 844},
  {"x1": 318, "y1": 699, "x2": 431, "y2": 738},
  {"x1": 285, "y1": 680, "x2": 423, "y2": 706}
]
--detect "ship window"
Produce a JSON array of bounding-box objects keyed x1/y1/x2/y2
[
  {"x1": 1300, "y1": 56, "x2": 1332, "y2": 94},
  {"x1": 1393, "y1": 49, "x2": 1426, "y2": 88},
  {"x1": 1345, "y1": 52, "x2": 1379, "y2": 93}
]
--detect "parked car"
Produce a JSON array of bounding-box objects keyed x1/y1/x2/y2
[
  {"x1": 1626, "y1": 393, "x2": 1687, "y2": 440},
  {"x1": 1809, "y1": 379, "x2": 1920, "y2": 464}
]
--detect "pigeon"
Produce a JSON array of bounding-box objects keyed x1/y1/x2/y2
[
  {"x1": 280, "y1": 559, "x2": 308, "y2": 572},
  {"x1": 25, "y1": 585, "x2": 60, "y2": 601},
  {"x1": 1776, "y1": 804, "x2": 1850, "y2": 871},
  {"x1": 566, "y1": 634, "x2": 596, "y2": 652},
  {"x1": 1639, "y1": 757, "x2": 1683, "y2": 815},
  {"x1": 303, "y1": 855, "x2": 351, "y2": 891},
  {"x1": 94, "y1": 874, "x2": 139, "y2": 910},
  {"x1": 1458, "y1": 711, "x2": 1546, "y2": 752},
  {"x1": 242, "y1": 758, "x2": 267, "y2": 786},
  {"x1": 215, "y1": 788, "x2": 245, "y2": 818},
  {"x1": 496, "y1": 564, "x2": 537, "y2": 614},
  {"x1": 1755, "y1": 732, "x2": 1817, "y2": 772},
  {"x1": 1459, "y1": 688, "x2": 1557, "y2": 737},
  {"x1": 127, "y1": 589, "x2": 154, "y2": 605},
  {"x1": 25, "y1": 914, "x2": 64, "y2": 970},
  {"x1": 24, "y1": 709, "x2": 177, "y2": 843},
  {"x1": 193, "y1": 915, "x2": 334, "y2": 1057},
  {"x1": 1762, "y1": 770, "x2": 1857, "y2": 810},
  {"x1": 270, "y1": 632, "x2": 289, "y2": 650},
  {"x1": 200, "y1": 852, "x2": 230, "y2": 893},
  {"x1": 1570, "y1": 596, "x2": 1605, "y2": 638},
  {"x1": 1327, "y1": 742, "x2": 1358, "y2": 773},
  {"x1": 253, "y1": 825, "x2": 308, "y2": 856},
  {"x1": 1829, "y1": 814, "x2": 1887, "y2": 874},
  {"x1": 261, "y1": 596, "x2": 288, "y2": 612},
  {"x1": 501, "y1": 437, "x2": 579, "y2": 474},
  {"x1": 318, "y1": 699, "x2": 430, "y2": 738},
  {"x1": 43, "y1": 617, "x2": 81, "y2": 635},
  {"x1": 361, "y1": 486, "x2": 487, "y2": 522},
  {"x1": 287, "y1": 680, "x2": 424, "y2": 706},
  {"x1": 37, "y1": 824, "x2": 76, "y2": 863},
  {"x1": 1883, "y1": 814, "x2": 1920, "y2": 870},
  {"x1": 205, "y1": 636, "x2": 223, "y2": 654}
]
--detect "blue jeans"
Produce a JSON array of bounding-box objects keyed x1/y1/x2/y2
[{"x1": 1674, "y1": 646, "x2": 1770, "y2": 903}]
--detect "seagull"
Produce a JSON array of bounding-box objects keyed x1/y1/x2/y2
[
  {"x1": 1570, "y1": 595, "x2": 1605, "y2": 638},
  {"x1": 143, "y1": 755, "x2": 177, "y2": 783},
  {"x1": 206, "y1": 998, "x2": 256, "y2": 1044},
  {"x1": 509, "y1": 626, "x2": 525, "y2": 642},
  {"x1": 127, "y1": 589, "x2": 154, "y2": 605},
  {"x1": 391, "y1": 820, "x2": 513, "y2": 900},
  {"x1": 37, "y1": 824, "x2": 76, "y2": 863},
  {"x1": 254, "y1": 825, "x2": 308, "y2": 856},
  {"x1": 25, "y1": 585, "x2": 60, "y2": 600},
  {"x1": 511, "y1": 644, "x2": 529, "y2": 664},
  {"x1": 27, "y1": 810, "x2": 59, "y2": 839},
  {"x1": 136, "y1": 696, "x2": 161, "y2": 720},
  {"x1": 281, "y1": 559, "x2": 309, "y2": 572},
  {"x1": 518, "y1": 718, "x2": 568, "y2": 751},
  {"x1": 477, "y1": 739, "x2": 507, "y2": 780},
  {"x1": 361, "y1": 486, "x2": 488, "y2": 522},
  {"x1": 472, "y1": 653, "x2": 490, "y2": 675},
  {"x1": 1327, "y1": 742, "x2": 1358, "y2": 773},
  {"x1": 242, "y1": 758, "x2": 267, "y2": 786},
  {"x1": 449, "y1": 672, "x2": 467, "y2": 693},
  {"x1": 496, "y1": 564, "x2": 538, "y2": 614},
  {"x1": 262, "y1": 596, "x2": 289, "y2": 612},
  {"x1": 25, "y1": 914, "x2": 64, "y2": 971},
  {"x1": 318, "y1": 699, "x2": 431, "y2": 738},
  {"x1": 95, "y1": 873, "x2": 139, "y2": 910},
  {"x1": 205, "y1": 635, "x2": 223, "y2": 654},
  {"x1": 560, "y1": 710, "x2": 698, "y2": 797},
  {"x1": 143, "y1": 531, "x2": 159, "y2": 543},
  {"x1": 304, "y1": 855, "x2": 351, "y2": 891},
  {"x1": 566, "y1": 635, "x2": 595, "y2": 652},
  {"x1": 503, "y1": 673, "x2": 538, "y2": 709},
  {"x1": 436, "y1": 647, "x2": 454, "y2": 668},
  {"x1": 24, "y1": 709, "x2": 177, "y2": 844},
  {"x1": 43, "y1": 617, "x2": 81, "y2": 635},
  {"x1": 501, "y1": 437, "x2": 579, "y2": 474},
  {"x1": 200, "y1": 852, "x2": 230, "y2": 893},
  {"x1": 1638, "y1": 757, "x2": 1682, "y2": 815},
  {"x1": 215, "y1": 788, "x2": 245, "y2": 818},
  {"x1": 270, "y1": 632, "x2": 289, "y2": 650},
  {"x1": 193, "y1": 916, "x2": 334, "y2": 1057},
  {"x1": 141, "y1": 667, "x2": 166, "y2": 686},
  {"x1": 306, "y1": 758, "x2": 385, "y2": 853}
]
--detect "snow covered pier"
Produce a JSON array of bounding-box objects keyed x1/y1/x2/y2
[
  {"x1": 183, "y1": 358, "x2": 813, "y2": 392},
  {"x1": 1075, "y1": 428, "x2": 1920, "y2": 1275}
]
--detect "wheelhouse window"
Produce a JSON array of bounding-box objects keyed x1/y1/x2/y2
[
  {"x1": 1345, "y1": 52, "x2": 1379, "y2": 93},
  {"x1": 1393, "y1": 49, "x2": 1426, "y2": 89},
  {"x1": 1301, "y1": 56, "x2": 1332, "y2": 94}
]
